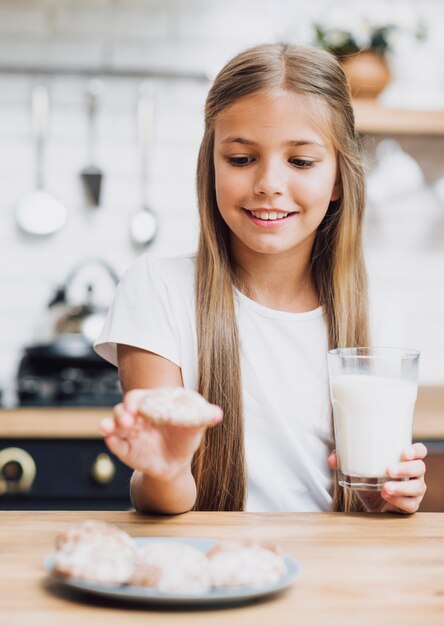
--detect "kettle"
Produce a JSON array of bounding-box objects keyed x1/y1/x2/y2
[
  {"x1": 47, "y1": 258, "x2": 119, "y2": 345},
  {"x1": 16, "y1": 258, "x2": 121, "y2": 406}
]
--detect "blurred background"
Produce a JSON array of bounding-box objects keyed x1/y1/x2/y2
[{"x1": 1, "y1": 0, "x2": 444, "y2": 406}]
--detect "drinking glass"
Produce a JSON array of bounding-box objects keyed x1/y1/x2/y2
[{"x1": 327, "y1": 347, "x2": 420, "y2": 491}]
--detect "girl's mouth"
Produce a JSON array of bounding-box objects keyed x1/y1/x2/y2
[{"x1": 242, "y1": 208, "x2": 297, "y2": 226}]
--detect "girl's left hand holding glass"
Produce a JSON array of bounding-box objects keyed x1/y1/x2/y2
[{"x1": 328, "y1": 442, "x2": 428, "y2": 514}]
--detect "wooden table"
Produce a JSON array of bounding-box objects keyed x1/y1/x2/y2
[{"x1": 0, "y1": 511, "x2": 443, "y2": 625}]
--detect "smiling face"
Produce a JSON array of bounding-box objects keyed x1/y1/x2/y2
[{"x1": 213, "y1": 89, "x2": 340, "y2": 265}]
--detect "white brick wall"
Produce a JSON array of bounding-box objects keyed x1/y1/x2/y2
[{"x1": 0, "y1": 0, "x2": 444, "y2": 405}]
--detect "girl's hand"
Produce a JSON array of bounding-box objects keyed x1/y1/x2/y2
[
  {"x1": 328, "y1": 443, "x2": 428, "y2": 514},
  {"x1": 99, "y1": 389, "x2": 223, "y2": 481}
]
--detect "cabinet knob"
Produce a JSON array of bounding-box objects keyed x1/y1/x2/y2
[
  {"x1": 91, "y1": 453, "x2": 116, "y2": 485},
  {"x1": 0, "y1": 447, "x2": 37, "y2": 495}
]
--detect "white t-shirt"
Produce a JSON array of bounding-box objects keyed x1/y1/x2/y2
[{"x1": 95, "y1": 254, "x2": 406, "y2": 513}]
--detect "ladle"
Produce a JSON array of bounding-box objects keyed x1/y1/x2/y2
[
  {"x1": 16, "y1": 85, "x2": 68, "y2": 236},
  {"x1": 129, "y1": 83, "x2": 158, "y2": 247}
]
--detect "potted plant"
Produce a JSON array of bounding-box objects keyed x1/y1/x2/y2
[{"x1": 313, "y1": 17, "x2": 426, "y2": 99}]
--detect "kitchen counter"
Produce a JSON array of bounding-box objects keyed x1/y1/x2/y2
[
  {"x1": 1, "y1": 385, "x2": 443, "y2": 439},
  {"x1": 0, "y1": 407, "x2": 112, "y2": 438},
  {"x1": 0, "y1": 510, "x2": 442, "y2": 625}
]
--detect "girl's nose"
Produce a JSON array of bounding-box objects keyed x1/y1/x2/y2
[{"x1": 253, "y1": 159, "x2": 285, "y2": 197}]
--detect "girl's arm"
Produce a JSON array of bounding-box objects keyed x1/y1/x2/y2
[{"x1": 100, "y1": 344, "x2": 221, "y2": 514}]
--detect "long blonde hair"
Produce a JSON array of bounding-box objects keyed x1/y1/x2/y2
[{"x1": 193, "y1": 43, "x2": 368, "y2": 513}]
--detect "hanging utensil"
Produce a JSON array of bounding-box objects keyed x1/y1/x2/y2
[
  {"x1": 129, "y1": 82, "x2": 158, "y2": 247},
  {"x1": 16, "y1": 84, "x2": 68, "y2": 236},
  {"x1": 80, "y1": 79, "x2": 104, "y2": 207}
]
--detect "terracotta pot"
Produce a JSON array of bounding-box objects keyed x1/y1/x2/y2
[{"x1": 341, "y1": 51, "x2": 391, "y2": 99}]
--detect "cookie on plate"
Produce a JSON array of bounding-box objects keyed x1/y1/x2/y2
[
  {"x1": 53, "y1": 520, "x2": 136, "y2": 585},
  {"x1": 138, "y1": 387, "x2": 221, "y2": 427},
  {"x1": 130, "y1": 541, "x2": 212, "y2": 593},
  {"x1": 207, "y1": 540, "x2": 287, "y2": 588}
]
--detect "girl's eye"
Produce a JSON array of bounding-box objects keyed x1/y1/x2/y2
[
  {"x1": 227, "y1": 156, "x2": 254, "y2": 167},
  {"x1": 290, "y1": 158, "x2": 316, "y2": 169}
]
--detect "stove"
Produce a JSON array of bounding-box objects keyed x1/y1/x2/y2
[
  {"x1": 16, "y1": 337, "x2": 122, "y2": 407},
  {"x1": 5, "y1": 336, "x2": 131, "y2": 510}
]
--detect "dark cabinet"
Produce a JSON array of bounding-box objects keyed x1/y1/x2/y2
[
  {"x1": 0, "y1": 438, "x2": 132, "y2": 510},
  {"x1": 417, "y1": 441, "x2": 444, "y2": 512}
]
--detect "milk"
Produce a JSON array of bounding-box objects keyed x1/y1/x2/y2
[{"x1": 331, "y1": 374, "x2": 418, "y2": 478}]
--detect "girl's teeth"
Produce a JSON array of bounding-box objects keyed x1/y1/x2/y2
[{"x1": 250, "y1": 211, "x2": 289, "y2": 220}]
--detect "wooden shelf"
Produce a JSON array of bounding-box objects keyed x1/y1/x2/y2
[{"x1": 353, "y1": 99, "x2": 444, "y2": 135}]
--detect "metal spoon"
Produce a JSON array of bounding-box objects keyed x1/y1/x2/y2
[
  {"x1": 129, "y1": 83, "x2": 158, "y2": 247},
  {"x1": 16, "y1": 84, "x2": 68, "y2": 236}
]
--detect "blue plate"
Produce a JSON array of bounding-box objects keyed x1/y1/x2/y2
[{"x1": 44, "y1": 536, "x2": 301, "y2": 607}]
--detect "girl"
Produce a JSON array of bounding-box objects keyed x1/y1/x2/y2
[{"x1": 95, "y1": 43, "x2": 427, "y2": 515}]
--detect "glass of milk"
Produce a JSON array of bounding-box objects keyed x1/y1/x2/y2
[{"x1": 327, "y1": 347, "x2": 420, "y2": 491}]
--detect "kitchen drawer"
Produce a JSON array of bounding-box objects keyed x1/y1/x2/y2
[
  {"x1": 0, "y1": 438, "x2": 132, "y2": 510},
  {"x1": 417, "y1": 441, "x2": 444, "y2": 512},
  {"x1": 2, "y1": 436, "x2": 441, "y2": 512}
]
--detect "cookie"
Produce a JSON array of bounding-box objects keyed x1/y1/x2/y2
[
  {"x1": 53, "y1": 520, "x2": 136, "y2": 585},
  {"x1": 138, "y1": 387, "x2": 221, "y2": 427},
  {"x1": 207, "y1": 540, "x2": 287, "y2": 588},
  {"x1": 130, "y1": 541, "x2": 212, "y2": 593}
]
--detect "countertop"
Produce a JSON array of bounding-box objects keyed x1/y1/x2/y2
[
  {"x1": 1, "y1": 385, "x2": 443, "y2": 439},
  {"x1": 0, "y1": 510, "x2": 443, "y2": 626}
]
